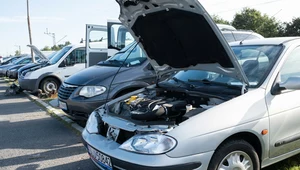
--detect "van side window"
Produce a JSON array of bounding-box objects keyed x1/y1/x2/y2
[
  {"x1": 75, "y1": 48, "x2": 86, "y2": 64},
  {"x1": 64, "y1": 48, "x2": 86, "y2": 66}
]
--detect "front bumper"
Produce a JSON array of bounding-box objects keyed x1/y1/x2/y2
[
  {"x1": 19, "y1": 77, "x2": 38, "y2": 91},
  {"x1": 7, "y1": 70, "x2": 18, "y2": 79},
  {"x1": 59, "y1": 97, "x2": 106, "y2": 121},
  {"x1": 82, "y1": 129, "x2": 213, "y2": 170}
]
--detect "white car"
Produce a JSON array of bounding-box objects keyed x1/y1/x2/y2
[{"x1": 82, "y1": 0, "x2": 300, "y2": 170}]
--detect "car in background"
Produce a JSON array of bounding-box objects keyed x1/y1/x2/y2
[
  {"x1": 0, "y1": 56, "x2": 3, "y2": 64},
  {"x1": 58, "y1": 42, "x2": 156, "y2": 121},
  {"x1": 0, "y1": 55, "x2": 23, "y2": 66},
  {"x1": 82, "y1": 0, "x2": 300, "y2": 170},
  {"x1": 222, "y1": 30, "x2": 264, "y2": 42},
  {"x1": 217, "y1": 24, "x2": 236, "y2": 31},
  {"x1": 7, "y1": 50, "x2": 58, "y2": 79},
  {"x1": 0, "y1": 56, "x2": 39, "y2": 77}
]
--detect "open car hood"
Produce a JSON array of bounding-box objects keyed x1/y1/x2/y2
[
  {"x1": 116, "y1": 0, "x2": 249, "y2": 85},
  {"x1": 27, "y1": 45, "x2": 48, "y2": 61}
]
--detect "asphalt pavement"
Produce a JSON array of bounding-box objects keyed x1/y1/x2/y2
[{"x1": 0, "y1": 78, "x2": 97, "y2": 170}]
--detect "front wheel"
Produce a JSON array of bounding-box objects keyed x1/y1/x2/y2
[
  {"x1": 208, "y1": 140, "x2": 260, "y2": 170},
  {"x1": 40, "y1": 78, "x2": 60, "y2": 94}
]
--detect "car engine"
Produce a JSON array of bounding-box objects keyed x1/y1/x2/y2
[{"x1": 110, "y1": 87, "x2": 226, "y2": 124}]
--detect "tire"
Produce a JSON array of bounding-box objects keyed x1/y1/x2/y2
[
  {"x1": 208, "y1": 140, "x2": 260, "y2": 170},
  {"x1": 40, "y1": 78, "x2": 60, "y2": 94}
]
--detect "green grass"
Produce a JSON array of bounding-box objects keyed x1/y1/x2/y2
[{"x1": 264, "y1": 154, "x2": 300, "y2": 170}]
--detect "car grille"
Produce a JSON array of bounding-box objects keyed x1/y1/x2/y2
[{"x1": 58, "y1": 83, "x2": 78, "y2": 100}]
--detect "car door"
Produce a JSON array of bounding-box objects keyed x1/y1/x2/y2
[
  {"x1": 85, "y1": 24, "x2": 108, "y2": 67},
  {"x1": 267, "y1": 46, "x2": 300, "y2": 158},
  {"x1": 57, "y1": 48, "x2": 86, "y2": 80},
  {"x1": 107, "y1": 20, "x2": 134, "y2": 57}
]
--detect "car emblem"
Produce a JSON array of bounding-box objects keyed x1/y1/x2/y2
[{"x1": 106, "y1": 126, "x2": 120, "y2": 141}]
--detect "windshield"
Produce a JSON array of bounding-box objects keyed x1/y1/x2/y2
[
  {"x1": 98, "y1": 42, "x2": 147, "y2": 67},
  {"x1": 12, "y1": 57, "x2": 26, "y2": 64},
  {"x1": 168, "y1": 45, "x2": 282, "y2": 88},
  {"x1": 49, "y1": 46, "x2": 72, "y2": 64}
]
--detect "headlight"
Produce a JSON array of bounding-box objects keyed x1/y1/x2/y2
[
  {"x1": 79, "y1": 86, "x2": 106, "y2": 98},
  {"x1": 119, "y1": 134, "x2": 177, "y2": 154},
  {"x1": 10, "y1": 69, "x2": 17, "y2": 72},
  {"x1": 23, "y1": 71, "x2": 32, "y2": 78},
  {"x1": 85, "y1": 111, "x2": 99, "y2": 134}
]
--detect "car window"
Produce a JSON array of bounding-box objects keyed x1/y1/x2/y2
[
  {"x1": 280, "y1": 46, "x2": 300, "y2": 83},
  {"x1": 49, "y1": 46, "x2": 72, "y2": 65},
  {"x1": 99, "y1": 42, "x2": 147, "y2": 67},
  {"x1": 74, "y1": 48, "x2": 86, "y2": 64},
  {"x1": 222, "y1": 33, "x2": 236, "y2": 42},
  {"x1": 232, "y1": 33, "x2": 261, "y2": 41},
  {"x1": 172, "y1": 45, "x2": 282, "y2": 88},
  {"x1": 21, "y1": 58, "x2": 31, "y2": 64}
]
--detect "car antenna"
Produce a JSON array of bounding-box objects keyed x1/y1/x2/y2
[
  {"x1": 239, "y1": 30, "x2": 255, "y2": 45},
  {"x1": 104, "y1": 42, "x2": 139, "y2": 110}
]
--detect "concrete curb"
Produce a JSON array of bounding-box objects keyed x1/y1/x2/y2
[{"x1": 24, "y1": 91, "x2": 84, "y2": 133}]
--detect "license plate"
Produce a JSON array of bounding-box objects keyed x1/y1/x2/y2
[
  {"x1": 59, "y1": 101, "x2": 67, "y2": 110},
  {"x1": 87, "y1": 145, "x2": 112, "y2": 170}
]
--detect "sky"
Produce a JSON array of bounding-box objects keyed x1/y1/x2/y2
[{"x1": 0, "y1": 0, "x2": 299, "y2": 56}]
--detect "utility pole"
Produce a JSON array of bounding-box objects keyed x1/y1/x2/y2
[
  {"x1": 26, "y1": 0, "x2": 35, "y2": 62},
  {"x1": 44, "y1": 28, "x2": 56, "y2": 46}
]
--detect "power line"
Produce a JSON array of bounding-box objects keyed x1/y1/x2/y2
[{"x1": 215, "y1": 0, "x2": 285, "y2": 14}]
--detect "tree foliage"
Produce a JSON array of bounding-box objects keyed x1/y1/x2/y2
[
  {"x1": 278, "y1": 17, "x2": 300, "y2": 36},
  {"x1": 15, "y1": 50, "x2": 21, "y2": 56},
  {"x1": 232, "y1": 8, "x2": 279, "y2": 37},
  {"x1": 211, "y1": 15, "x2": 230, "y2": 25},
  {"x1": 41, "y1": 41, "x2": 72, "y2": 51}
]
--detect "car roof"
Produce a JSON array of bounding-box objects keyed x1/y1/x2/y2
[{"x1": 229, "y1": 37, "x2": 300, "y2": 46}]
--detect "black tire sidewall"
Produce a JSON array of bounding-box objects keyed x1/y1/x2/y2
[
  {"x1": 41, "y1": 78, "x2": 59, "y2": 93},
  {"x1": 208, "y1": 140, "x2": 260, "y2": 170}
]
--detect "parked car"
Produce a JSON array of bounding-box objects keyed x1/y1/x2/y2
[
  {"x1": 8, "y1": 50, "x2": 57, "y2": 79},
  {"x1": 0, "y1": 55, "x2": 23, "y2": 66},
  {"x1": 82, "y1": 1, "x2": 300, "y2": 170},
  {"x1": 18, "y1": 41, "x2": 107, "y2": 93},
  {"x1": 58, "y1": 42, "x2": 156, "y2": 121},
  {"x1": 222, "y1": 30, "x2": 264, "y2": 42},
  {"x1": 0, "y1": 56, "x2": 39, "y2": 77},
  {"x1": 217, "y1": 24, "x2": 236, "y2": 31}
]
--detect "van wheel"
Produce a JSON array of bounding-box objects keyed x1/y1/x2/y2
[
  {"x1": 208, "y1": 140, "x2": 260, "y2": 170},
  {"x1": 41, "y1": 78, "x2": 60, "y2": 94}
]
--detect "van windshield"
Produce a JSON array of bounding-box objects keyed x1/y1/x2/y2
[
  {"x1": 98, "y1": 42, "x2": 147, "y2": 67},
  {"x1": 49, "y1": 46, "x2": 72, "y2": 65}
]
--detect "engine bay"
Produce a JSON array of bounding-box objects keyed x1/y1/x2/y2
[{"x1": 110, "y1": 86, "x2": 231, "y2": 125}]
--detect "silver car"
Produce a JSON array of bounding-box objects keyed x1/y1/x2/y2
[{"x1": 82, "y1": 0, "x2": 300, "y2": 169}]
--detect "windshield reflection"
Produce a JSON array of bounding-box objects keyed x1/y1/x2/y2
[{"x1": 49, "y1": 46, "x2": 72, "y2": 65}]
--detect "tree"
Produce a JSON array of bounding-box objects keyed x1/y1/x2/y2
[
  {"x1": 41, "y1": 46, "x2": 51, "y2": 51},
  {"x1": 211, "y1": 15, "x2": 230, "y2": 25},
  {"x1": 15, "y1": 50, "x2": 21, "y2": 56},
  {"x1": 232, "y1": 8, "x2": 279, "y2": 37},
  {"x1": 279, "y1": 17, "x2": 300, "y2": 36},
  {"x1": 51, "y1": 45, "x2": 60, "y2": 51}
]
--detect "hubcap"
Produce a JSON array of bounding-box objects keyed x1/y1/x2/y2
[
  {"x1": 218, "y1": 151, "x2": 253, "y2": 170},
  {"x1": 46, "y1": 82, "x2": 56, "y2": 92}
]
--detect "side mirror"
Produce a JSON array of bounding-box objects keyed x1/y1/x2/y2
[{"x1": 272, "y1": 77, "x2": 300, "y2": 95}]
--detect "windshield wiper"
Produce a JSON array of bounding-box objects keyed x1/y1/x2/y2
[
  {"x1": 172, "y1": 77, "x2": 195, "y2": 88},
  {"x1": 188, "y1": 79, "x2": 229, "y2": 87}
]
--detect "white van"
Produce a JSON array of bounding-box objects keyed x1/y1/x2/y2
[{"x1": 19, "y1": 26, "x2": 108, "y2": 93}]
